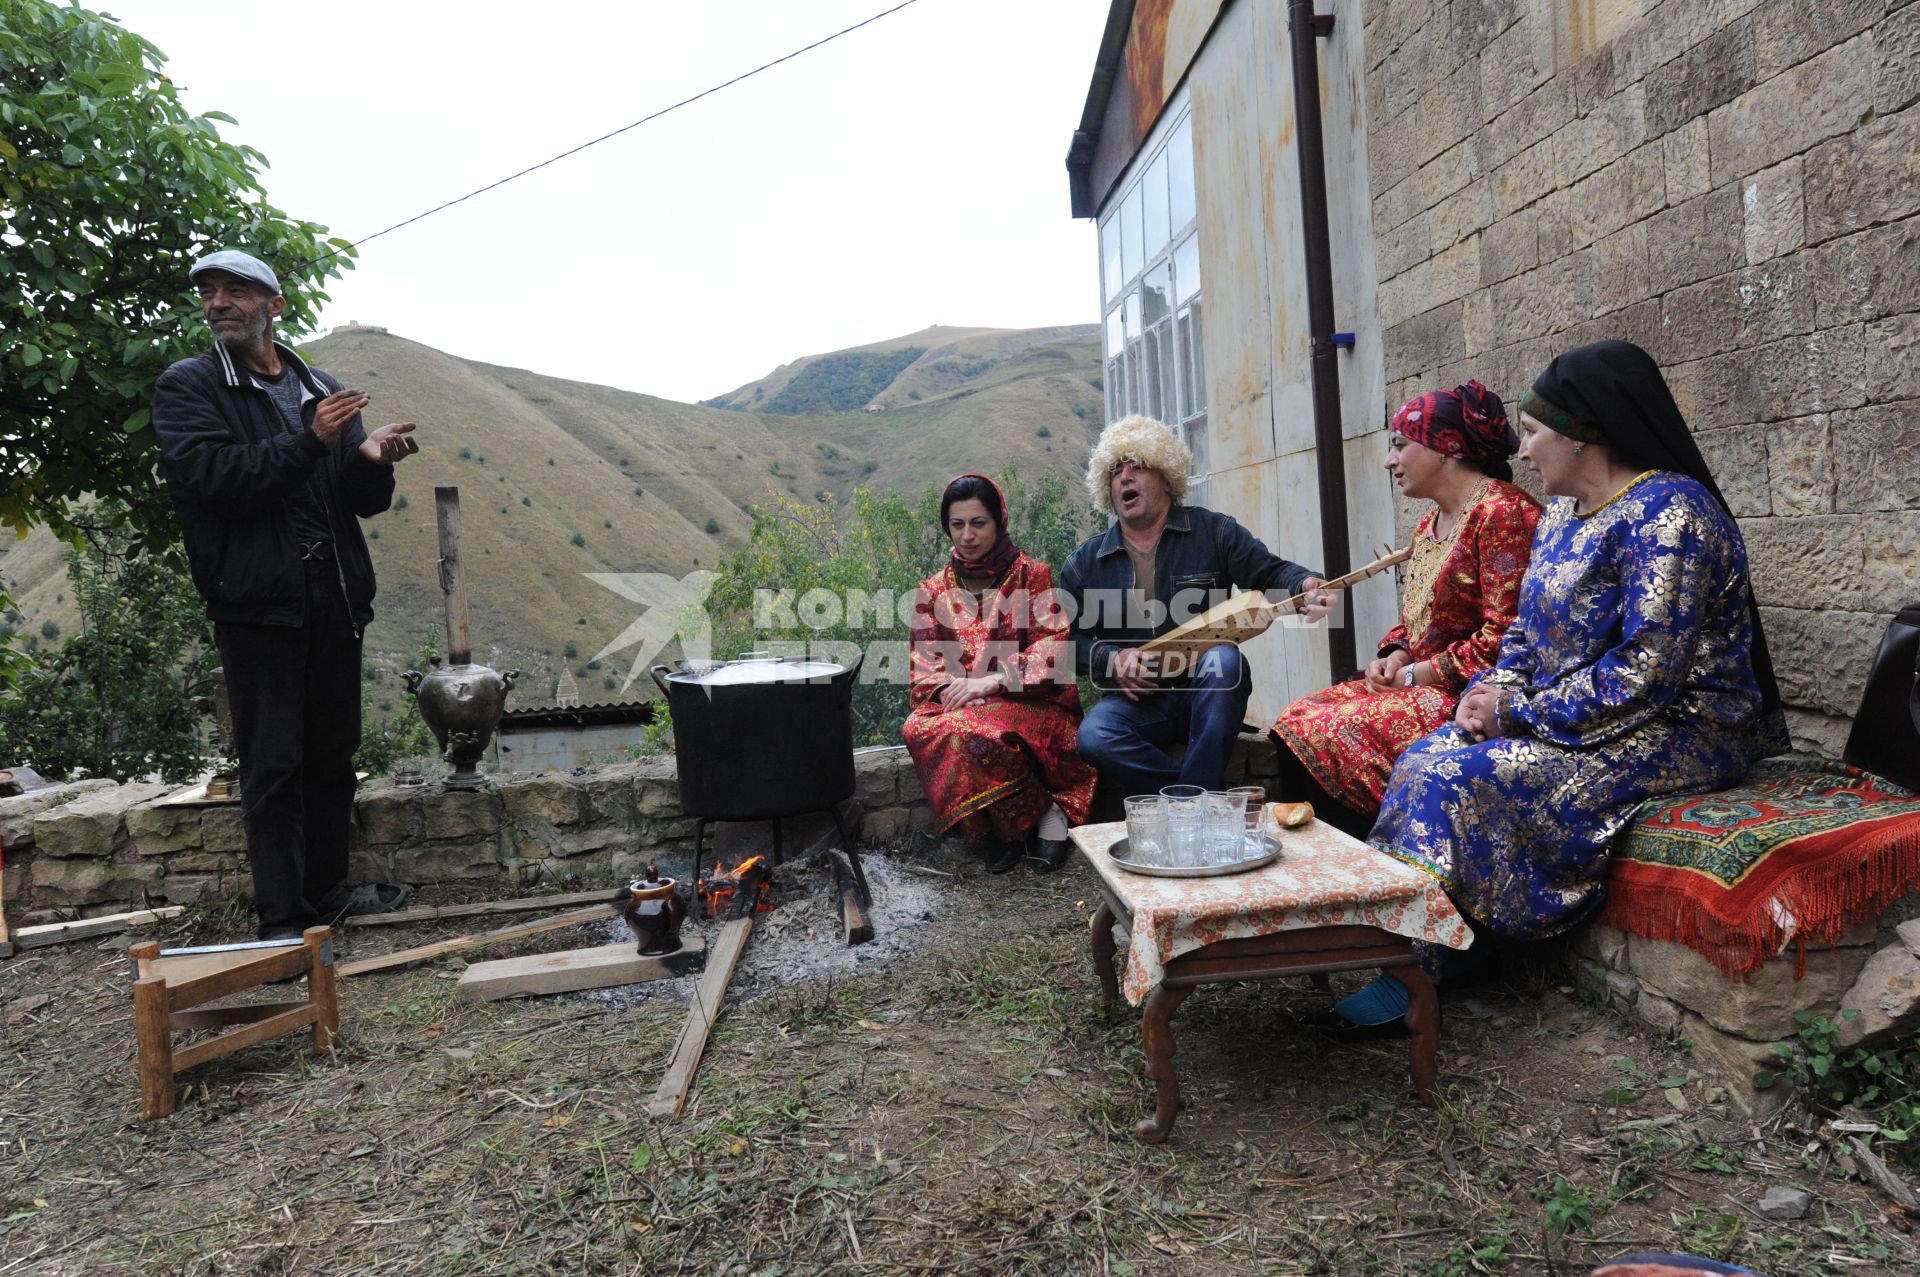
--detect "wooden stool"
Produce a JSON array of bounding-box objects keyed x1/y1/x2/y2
[{"x1": 129, "y1": 926, "x2": 340, "y2": 1119}]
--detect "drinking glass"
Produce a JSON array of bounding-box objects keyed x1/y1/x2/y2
[
  {"x1": 1228, "y1": 785, "x2": 1267, "y2": 855},
  {"x1": 1123, "y1": 795, "x2": 1169, "y2": 867},
  {"x1": 1202, "y1": 792, "x2": 1246, "y2": 864},
  {"x1": 1163, "y1": 793, "x2": 1203, "y2": 867}
]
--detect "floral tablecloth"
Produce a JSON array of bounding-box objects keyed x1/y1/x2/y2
[{"x1": 1073, "y1": 819, "x2": 1472, "y2": 1005}]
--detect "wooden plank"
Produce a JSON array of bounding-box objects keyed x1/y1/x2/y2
[
  {"x1": 164, "y1": 947, "x2": 312, "y2": 1013},
  {"x1": 169, "y1": 1000, "x2": 309, "y2": 1031},
  {"x1": 15, "y1": 905, "x2": 185, "y2": 949},
  {"x1": 456, "y1": 934, "x2": 708, "y2": 1002},
  {"x1": 646, "y1": 917, "x2": 753, "y2": 1120},
  {"x1": 172, "y1": 1005, "x2": 319, "y2": 1072},
  {"x1": 336, "y1": 902, "x2": 617, "y2": 978},
  {"x1": 348, "y1": 888, "x2": 625, "y2": 928},
  {"x1": 434, "y1": 486, "x2": 472, "y2": 665},
  {"x1": 828, "y1": 852, "x2": 874, "y2": 947}
]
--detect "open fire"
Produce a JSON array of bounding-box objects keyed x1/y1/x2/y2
[{"x1": 696, "y1": 856, "x2": 775, "y2": 919}]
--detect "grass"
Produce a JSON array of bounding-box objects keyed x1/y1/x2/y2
[{"x1": 2, "y1": 860, "x2": 1916, "y2": 1276}]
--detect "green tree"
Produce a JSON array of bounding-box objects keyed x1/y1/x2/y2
[
  {"x1": 0, "y1": 499, "x2": 215, "y2": 780},
  {"x1": 0, "y1": 0, "x2": 353, "y2": 676}
]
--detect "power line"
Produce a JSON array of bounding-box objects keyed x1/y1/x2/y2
[{"x1": 311, "y1": 0, "x2": 923, "y2": 268}]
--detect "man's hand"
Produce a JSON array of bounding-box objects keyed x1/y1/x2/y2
[
  {"x1": 311, "y1": 390, "x2": 370, "y2": 447},
  {"x1": 1364, "y1": 648, "x2": 1411, "y2": 692},
  {"x1": 937, "y1": 674, "x2": 1000, "y2": 713},
  {"x1": 1110, "y1": 646, "x2": 1159, "y2": 702},
  {"x1": 1297, "y1": 575, "x2": 1336, "y2": 620},
  {"x1": 359, "y1": 422, "x2": 420, "y2": 465}
]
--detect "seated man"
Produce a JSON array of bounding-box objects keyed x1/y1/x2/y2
[{"x1": 1060, "y1": 415, "x2": 1328, "y2": 795}]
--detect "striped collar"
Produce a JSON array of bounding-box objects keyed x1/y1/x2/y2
[{"x1": 210, "y1": 338, "x2": 322, "y2": 400}]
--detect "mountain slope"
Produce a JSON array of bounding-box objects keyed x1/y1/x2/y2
[{"x1": 2, "y1": 324, "x2": 1104, "y2": 707}]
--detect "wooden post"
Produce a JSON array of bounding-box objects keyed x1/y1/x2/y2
[
  {"x1": 434, "y1": 486, "x2": 471, "y2": 665},
  {"x1": 131, "y1": 939, "x2": 175, "y2": 1119},
  {"x1": 304, "y1": 926, "x2": 339, "y2": 1054}
]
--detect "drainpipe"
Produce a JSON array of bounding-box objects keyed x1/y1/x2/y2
[{"x1": 1286, "y1": 0, "x2": 1357, "y2": 680}]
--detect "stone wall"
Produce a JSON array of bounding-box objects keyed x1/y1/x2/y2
[
  {"x1": 0, "y1": 749, "x2": 933, "y2": 916},
  {"x1": 1361, "y1": 0, "x2": 1919, "y2": 755}
]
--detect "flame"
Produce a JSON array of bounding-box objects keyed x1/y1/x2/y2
[{"x1": 697, "y1": 855, "x2": 775, "y2": 918}]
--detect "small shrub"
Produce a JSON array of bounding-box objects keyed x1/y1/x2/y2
[
  {"x1": 633, "y1": 485, "x2": 645, "y2": 498},
  {"x1": 521, "y1": 496, "x2": 532, "y2": 507},
  {"x1": 393, "y1": 493, "x2": 409, "y2": 510},
  {"x1": 368, "y1": 528, "x2": 379, "y2": 539},
  {"x1": 861, "y1": 460, "x2": 878, "y2": 476},
  {"x1": 459, "y1": 446, "x2": 473, "y2": 460},
  {"x1": 548, "y1": 457, "x2": 556, "y2": 466},
  {"x1": 569, "y1": 532, "x2": 586, "y2": 548},
  {"x1": 563, "y1": 641, "x2": 578, "y2": 659},
  {"x1": 603, "y1": 520, "x2": 612, "y2": 529},
  {"x1": 817, "y1": 442, "x2": 840, "y2": 461},
  {"x1": 40, "y1": 619, "x2": 59, "y2": 641},
  {"x1": 1036, "y1": 425, "x2": 1052, "y2": 438},
  {"x1": 704, "y1": 517, "x2": 721, "y2": 534},
  {"x1": 907, "y1": 390, "x2": 922, "y2": 401}
]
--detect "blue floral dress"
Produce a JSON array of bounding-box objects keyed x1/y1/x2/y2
[{"x1": 1368, "y1": 470, "x2": 1785, "y2": 940}]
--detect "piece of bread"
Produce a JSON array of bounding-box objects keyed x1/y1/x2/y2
[{"x1": 1267, "y1": 801, "x2": 1315, "y2": 829}]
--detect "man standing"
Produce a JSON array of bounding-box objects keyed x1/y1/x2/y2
[
  {"x1": 1061, "y1": 415, "x2": 1331, "y2": 796},
  {"x1": 154, "y1": 250, "x2": 419, "y2": 939}
]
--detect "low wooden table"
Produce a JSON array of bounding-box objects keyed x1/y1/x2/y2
[{"x1": 1072, "y1": 819, "x2": 1472, "y2": 1142}]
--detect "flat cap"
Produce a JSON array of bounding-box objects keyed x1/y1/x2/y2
[{"x1": 189, "y1": 249, "x2": 280, "y2": 295}]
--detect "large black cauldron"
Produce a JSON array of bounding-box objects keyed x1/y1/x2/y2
[{"x1": 649, "y1": 653, "x2": 863, "y2": 821}]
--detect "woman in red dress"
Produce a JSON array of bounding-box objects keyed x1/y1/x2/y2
[
  {"x1": 903, "y1": 475, "x2": 1098, "y2": 874},
  {"x1": 1270, "y1": 382, "x2": 1541, "y2": 838}
]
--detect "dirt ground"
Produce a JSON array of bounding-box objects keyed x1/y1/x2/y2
[{"x1": 2, "y1": 845, "x2": 1916, "y2": 1277}]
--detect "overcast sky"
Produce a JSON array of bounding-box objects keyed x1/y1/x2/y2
[{"x1": 105, "y1": 0, "x2": 1110, "y2": 403}]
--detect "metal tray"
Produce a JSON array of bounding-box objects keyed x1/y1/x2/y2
[{"x1": 1108, "y1": 832, "x2": 1283, "y2": 878}]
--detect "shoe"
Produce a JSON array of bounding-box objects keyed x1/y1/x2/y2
[
  {"x1": 318, "y1": 882, "x2": 414, "y2": 921},
  {"x1": 1028, "y1": 836, "x2": 1072, "y2": 875},
  {"x1": 1301, "y1": 973, "x2": 1411, "y2": 1038},
  {"x1": 985, "y1": 840, "x2": 1026, "y2": 875}
]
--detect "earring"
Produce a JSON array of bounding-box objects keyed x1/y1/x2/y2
[{"x1": 1573, "y1": 444, "x2": 1586, "y2": 455}]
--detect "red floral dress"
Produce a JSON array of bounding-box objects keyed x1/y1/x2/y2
[
  {"x1": 902, "y1": 553, "x2": 1098, "y2": 842},
  {"x1": 1271, "y1": 479, "x2": 1541, "y2": 815}
]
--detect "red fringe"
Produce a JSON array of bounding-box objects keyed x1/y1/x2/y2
[{"x1": 1597, "y1": 824, "x2": 1920, "y2": 982}]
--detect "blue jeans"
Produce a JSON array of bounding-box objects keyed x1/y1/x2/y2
[{"x1": 1076, "y1": 644, "x2": 1250, "y2": 794}]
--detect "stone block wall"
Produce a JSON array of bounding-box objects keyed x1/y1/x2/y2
[{"x1": 1361, "y1": 0, "x2": 1919, "y2": 756}]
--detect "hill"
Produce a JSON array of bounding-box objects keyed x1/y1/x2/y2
[{"x1": 1, "y1": 323, "x2": 1104, "y2": 710}]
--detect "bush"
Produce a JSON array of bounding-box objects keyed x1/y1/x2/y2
[
  {"x1": 393, "y1": 493, "x2": 409, "y2": 510},
  {"x1": 569, "y1": 532, "x2": 586, "y2": 547},
  {"x1": 760, "y1": 347, "x2": 925, "y2": 414},
  {"x1": 1036, "y1": 425, "x2": 1052, "y2": 438},
  {"x1": 633, "y1": 486, "x2": 645, "y2": 498},
  {"x1": 459, "y1": 447, "x2": 473, "y2": 460},
  {"x1": 40, "y1": 619, "x2": 59, "y2": 641},
  {"x1": 817, "y1": 442, "x2": 840, "y2": 461},
  {"x1": 704, "y1": 517, "x2": 721, "y2": 534},
  {"x1": 563, "y1": 640, "x2": 578, "y2": 659},
  {"x1": 521, "y1": 496, "x2": 532, "y2": 507}
]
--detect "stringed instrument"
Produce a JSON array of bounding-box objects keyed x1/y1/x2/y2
[{"x1": 1137, "y1": 543, "x2": 1413, "y2": 660}]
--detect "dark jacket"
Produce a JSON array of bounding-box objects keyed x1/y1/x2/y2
[
  {"x1": 153, "y1": 340, "x2": 394, "y2": 630},
  {"x1": 1058, "y1": 503, "x2": 1317, "y2": 678}
]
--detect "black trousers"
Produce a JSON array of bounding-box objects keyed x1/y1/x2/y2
[
  {"x1": 1269, "y1": 733, "x2": 1376, "y2": 842},
  {"x1": 215, "y1": 560, "x2": 363, "y2": 936}
]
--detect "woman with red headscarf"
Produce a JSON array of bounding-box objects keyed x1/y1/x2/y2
[
  {"x1": 903, "y1": 474, "x2": 1098, "y2": 874},
  {"x1": 1270, "y1": 381, "x2": 1542, "y2": 838}
]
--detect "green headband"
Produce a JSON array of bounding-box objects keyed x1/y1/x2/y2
[{"x1": 1520, "y1": 391, "x2": 1607, "y2": 445}]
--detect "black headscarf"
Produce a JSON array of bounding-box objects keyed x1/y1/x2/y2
[{"x1": 1525, "y1": 340, "x2": 1781, "y2": 716}]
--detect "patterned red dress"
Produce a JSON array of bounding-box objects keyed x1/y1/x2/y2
[
  {"x1": 1271, "y1": 479, "x2": 1541, "y2": 815},
  {"x1": 902, "y1": 553, "x2": 1098, "y2": 842}
]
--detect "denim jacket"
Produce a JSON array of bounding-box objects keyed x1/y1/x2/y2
[{"x1": 1057, "y1": 504, "x2": 1317, "y2": 678}]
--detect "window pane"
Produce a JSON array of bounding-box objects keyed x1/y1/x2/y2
[
  {"x1": 1104, "y1": 307, "x2": 1124, "y2": 359},
  {"x1": 1173, "y1": 233, "x2": 1201, "y2": 306},
  {"x1": 1184, "y1": 412, "x2": 1210, "y2": 478},
  {"x1": 1123, "y1": 287, "x2": 1140, "y2": 340},
  {"x1": 1176, "y1": 305, "x2": 1196, "y2": 420},
  {"x1": 1153, "y1": 321, "x2": 1176, "y2": 425},
  {"x1": 1100, "y1": 214, "x2": 1123, "y2": 304},
  {"x1": 1105, "y1": 357, "x2": 1125, "y2": 421},
  {"x1": 1142, "y1": 149, "x2": 1170, "y2": 262},
  {"x1": 1143, "y1": 325, "x2": 1166, "y2": 422},
  {"x1": 1119, "y1": 181, "x2": 1143, "y2": 284},
  {"x1": 1141, "y1": 262, "x2": 1171, "y2": 326},
  {"x1": 1168, "y1": 115, "x2": 1195, "y2": 232},
  {"x1": 1123, "y1": 339, "x2": 1142, "y2": 421}
]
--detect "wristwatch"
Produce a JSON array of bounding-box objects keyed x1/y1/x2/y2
[{"x1": 1400, "y1": 665, "x2": 1417, "y2": 688}]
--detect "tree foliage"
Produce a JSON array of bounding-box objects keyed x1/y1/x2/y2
[
  {"x1": 0, "y1": 0, "x2": 354, "y2": 565},
  {"x1": 758, "y1": 347, "x2": 925, "y2": 415},
  {"x1": 706, "y1": 466, "x2": 1094, "y2": 745},
  {"x1": 0, "y1": 499, "x2": 215, "y2": 781}
]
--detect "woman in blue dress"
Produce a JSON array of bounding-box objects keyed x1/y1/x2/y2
[{"x1": 1328, "y1": 340, "x2": 1787, "y2": 1030}]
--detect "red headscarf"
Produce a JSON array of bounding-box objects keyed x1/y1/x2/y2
[
  {"x1": 941, "y1": 473, "x2": 1020, "y2": 578},
  {"x1": 1391, "y1": 380, "x2": 1518, "y2": 469}
]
